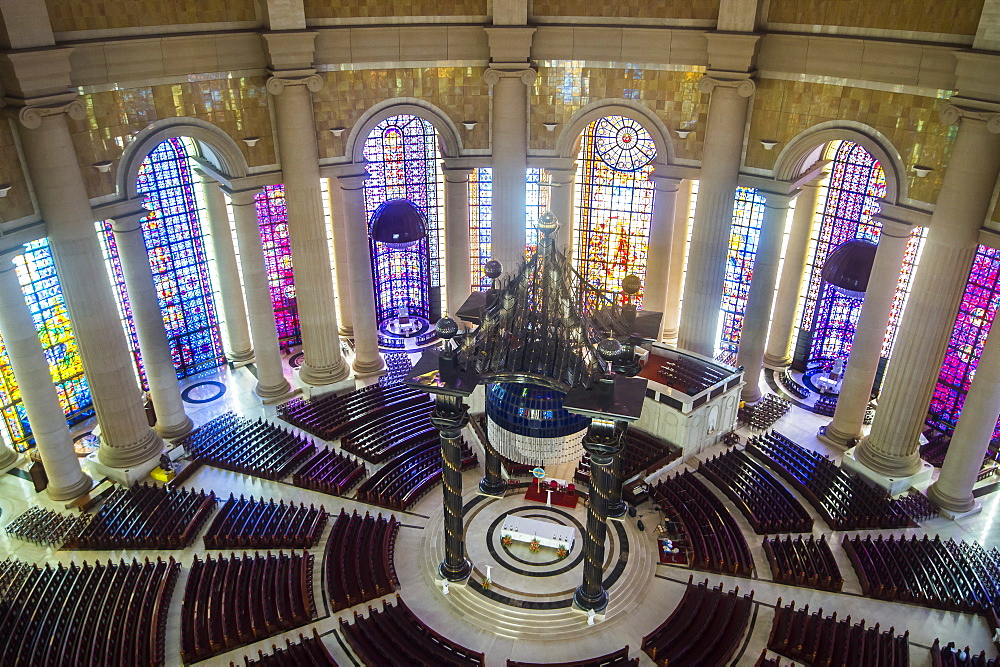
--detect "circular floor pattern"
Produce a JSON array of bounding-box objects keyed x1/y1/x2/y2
[
  {"x1": 487, "y1": 507, "x2": 586, "y2": 576},
  {"x1": 72, "y1": 431, "x2": 99, "y2": 457},
  {"x1": 180, "y1": 380, "x2": 227, "y2": 404},
  {"x1": 288, "y1": 352, "x2": 304, "y2": 368}
]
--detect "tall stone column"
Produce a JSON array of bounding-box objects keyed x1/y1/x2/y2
[
  {"x1": 678, "y1": 77, "x2": 756, "y2": 357},
  {"x1": 479, "y1": 439, "x2": 507, "y2": 496},
  {"x1": 337, "y1": 168, "x2": 384, "y2": 375},
  {"x1": 267, "y1": 73, "x2": 349, "y2": 386},
  {"x1": 198, "y1": 175, "x2": 253, "y2": 362},
  {"x1": 433, "y1": 394, "x2": 473, "y2": 581},
  {"x1": 606, "y1": 449, "x2": 627, "y2": 519},
  {"x1": 820, "y1": 220, "x2": 914, "y2": 447},
  {"x1": 645, "y1": 168, "x2": 681, "y2": 338},
  {"x1": 927, "y1": 315, "x2": 1000, "y2": 514},
  {"x1": 110, "y1": 211, "x2": 194, "y2": 439},
  {"x1": 0, "y1": 250, "x2": 92, "y2": 499},
  {"x1": 325, "y1": 176, "x2": 354, "y2": 337},
  {"x1": 546, "y1": 159, "x2": 577, "y2": 252},
  {"x1": 764, "y1": 179, "x2": 823, "y2": 368},
  {"x1": 14, "y1": 101, "x2": 160, "y2": 468},
  {"x1": 442, "y1": 164, "x2": 473, "y2": 315},
  {"x1": 484, "y1": 66, "x2": 536, "y2": 275},
  {"x1": 226, "y1": 187, "x2": 292, "y2": 399},
  {"x1": 736, "y1": 192, "x2": 791, "y2": 401},
  {"x1": 856, "y1": 103, "x2": 1000, "y2": 477},
  {"x1": 663, "y1": 179, "x2": 693, "y2": 345}
]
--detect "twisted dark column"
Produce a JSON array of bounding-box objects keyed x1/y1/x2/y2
[
  {"x1": 433, "y1": 394, "x2": 473, "y2": 581},
  {"x1": 479, "y1": 439, "x2": 507, "y2": 496},
  {"x1": 606, "y1": 449, "x2": 627, "y2": 519}
]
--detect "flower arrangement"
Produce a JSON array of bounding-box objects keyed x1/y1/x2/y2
[
  {"x1": 501, "y1": 534, "x2": 513, "y2": 547},
  {"x1": 529, "y1": 538, "x2": 541, "y2": 552},
  {"x1": 482, "y1": 577, "x2": 491, "y2": 590},
  {"x1": 556, "y1": 545, "x2": 569, "y2": 559}
]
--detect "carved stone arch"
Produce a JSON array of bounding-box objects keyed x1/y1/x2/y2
[
  {"x1": 555, "y1": 100, "x2": 675, "y2": 165},
  {"x1": 117, "y1": 118, "x2": 250, "y2": 200},
  {"x1": 772, "y1": 122, "x2": 908, "y2": 205},
  {"x1": 347, "y1": 99, "x2": 463, "y2": 163}
]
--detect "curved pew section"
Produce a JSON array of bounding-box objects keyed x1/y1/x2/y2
[
  {"x1": 339, "y1": 399, "x2": 435, "y2": 464},
  {"x1": 641, "y1": 578, "x2": 754, "y2": 666},
  {"x1": 747, "y1": 431, "x2": 938, "y2": 530},
  {"x1": 699, "y1": 448, "x2": 813, "y2": 534},
  {"x1": 930, "y1": 638, "x2": 1000, "y2": 667},
  {"x1": 767, "y1": 600, "x2": 909, "y2": 666},
  {"x1": 651, "y1": 471, "x2": 754, "y2": 577},
  {"x1": 4, "y1": 506, "x2": 92, "y2": 547},
  {"x1": 181, "y1": 412, "x2": 317, "y2": 481},
  {"x1": 575, "y1": 429, "x2": 681, "y2": 486},
  {"x1": 241, "y1": 628, "x2": 339, "y2": 666},
  {"x1": 203, "y1": 494, "x2": 328, "y2": 549},
  {"x1": 507, "y1": 647, "x2": 638, "y2": 666},
  {"x1": 763, "y1": 535, "x2": 844, "y2": 592},
  {"x1": 278, "y1": 384, "x2": 431, "y2": 442},
  {"x1": 325, "y1": 509, "x2": 400, "y2": 613},
  {"x1": 292, "y1": 447, "x2": 367, "y2": 496},
  {"x1": 339, "y1": 595, "x2": 485, "y2": 666},
  {"x1": 738, "y1": 394, "x2": 791, "y2": 431},
  {"x1": 67, "y1": 483, "x2": 215, "y2": 550},
  {"x1": 0, "y1": 556, "x2": 178, "y2": 666},
  {"x1": 180, "y1": 551, "x2": 317, "y2": 664},
  {"x1": 844, "y1": 534, "x2": 1000, "y2": 614},
  {"x1": 355, "y1": 437, "x2": 478, "y2": 511}
]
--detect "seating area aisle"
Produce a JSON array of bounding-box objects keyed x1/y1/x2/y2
[
  {"x1": 767, "y1": 600, "x2": 910, "y2": 666},
  {"x1": 240, "y1": 628, "x2": 339, "y2": 666},
  {"x1": 339, "y1": 595, "x2": 485, "y2": 666},
  {"x1": 763, "y1": 535, "x2": 844, "y2": 592},
  {"x1": 575, "y1": 429, "x2": 680, "y2": 486},
  {"x1": 844, "y1": 533, "x2": 1000, "y2": 614},
  {"x1": 277, "y1": 384, "x2": 430, "y2": 442},
  {"x1": 930, "y1": 638, "x2": 1000, "y2": 667},
  {"x1": 4, "y1": 505, "x2": 91, "y2": 547},
  {"x1": 650, "y1": 470, "x2": 755, "y2": 576},
  {"x1": 641, "y1": 577, "x2": 754, "y2": 666},
  {"x1": 355, "y1": 437, "x2": 478, "y2": 511},
  {"x1": 292, "y1": 446, "x2": 367, "y2": 496},
  {"x1": 0, "y1": 556, "x2": 178, "y2": 666},
  {"x1": 699, "y1": 448, "x2": 813, "y2": 534},
  {"x1": 180, "y1": 550, "x2": 316, "y2": 663},
  {"x1": 746, "y1": 430, "x2": 938, "y2": 530},
  {"x1": 68, "y1": 483, "x2": 215, "y2": 550},
  {"x1": 181, "y1": 412, "x2": 317, "y2": 481},
  {"x1": 325, "y1": 508, "x2": 400, "y2": 613},
  {"x1": 506, "y1": 647, "x2": 637, "y2": 666},
  {"x1": 202, "y1": 494, "x2": 327, "y2": 549}
]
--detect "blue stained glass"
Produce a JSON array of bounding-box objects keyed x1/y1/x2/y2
[
  {"x1": 525, "y1": 168, "x2": 552, "y2": 257},
  {"x1": 470, "y1": 167, "x2": 493, "y2": 291},
  {"x1": 717, "y1": 187, "x2": 767, "y2": 365},
  {"x1": 255, "y1": 184, "x2": 300, "y2": 345}
]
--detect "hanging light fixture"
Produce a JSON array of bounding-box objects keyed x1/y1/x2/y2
[
  {"x1": 821, "y1": 238, "x2": 877, "y2": 299},
  {"x1": 369, "y1": 198, "x2": 428, "y2": 249}
]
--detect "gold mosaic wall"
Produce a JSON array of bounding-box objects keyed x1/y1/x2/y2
[
  {"x1": 767, "y1": 0, "x2": 984, "y2": 35},
  {"x1": 531, "y1": 0, "x2": 718, "y2": 20},
  {"x1": 314, "y1": 67, "x2": 489, "y2": 159},
  {"x1": 45, "y1": 0, "x2": 255, "y2": 32},
  {"x1": 304, "y1": 0, "x2": 487, "y2": 19},
  {"x1": 747, "y1": 79, "x2": 955, "y2": 205},
  {"x1": 71, "y1": 77, "x2": 273, "y2": 198},
  {"x1": 531, "y1": 65, "x2": 708, "y2": 160},
  {"x1": 0, "y1": 123, "x2": 33, "y2": 221}
]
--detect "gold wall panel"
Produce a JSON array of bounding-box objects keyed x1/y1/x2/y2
[
  {"x1": 0, "y1": 123, "x2": 33, "y2": 221},
  {"x1": 531, "y1": 65, "x2": 708, "y2": 161},
  {"x1": 531, "y1": 0, "x2": 718, "y2": 19},
  {"x1": 314, "y1": 67, "x2": 489, "y2": 159},
  {"x1": 746, "y1": 78, "x2": 955, "y2": 205},
  {"x1": 45, "y1": 0, "x2": 254, "y2": 32},
  {"x1": 304, "y1": 0, "x2": 487, "y2": 19},
  {"x1": 767, "y1": 0, "x2": 984, "y2": 35},
  {"x1": 71, "y1": 77, "x2": 273, "y2": 198}
]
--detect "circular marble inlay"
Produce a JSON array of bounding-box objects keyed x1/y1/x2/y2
[
  {"x1": 180, "y1": 380, "x2": 227, "y2": 404},
  {"x1": 487, "y1": 507, "x2": 587, "y2": 577},
  {"x1": 72, "y1": 431, "x2": 100, "y2": 457},
  {"x1": 288, "y1": 352, "x2": 305, "y2": 369}
]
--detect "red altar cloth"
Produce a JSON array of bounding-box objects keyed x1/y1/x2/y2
[{"x1": 524, "y1": 478, "x2": 578, "y2": 509}]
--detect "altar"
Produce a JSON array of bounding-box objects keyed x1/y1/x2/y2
[{"x1": 501, "y1": 515, "x2": 576, "y2": 550}]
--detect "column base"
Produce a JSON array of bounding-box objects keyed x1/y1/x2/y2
[
  {"x1": 926, "y1": 482, "x2": 979, "y2": 517},
  {"x1": 294, "y1": 372, "x2": 355, "y2": 400},
  {"x1": 740, "y1": 383, "x2": 763, "y2": 404},
  {"x1": 573, "y1": 585, "x2": 609, "y2": 613},
  {"x1": 155, "y1": 415, "x2": 195, "y2": 441},
  {"x1": 606, "y1": 500, "x2": 628, "y2": 520},
  {"x1": 841, "y1": 446, "x2": 933, "y2": 495},
  {"x1": 87, "y1": 446, "x2": 163, "y2": 486},
  {"x1": 439, "y1": 558, "x2": 472, "y2": 583},
  {"x1": 227, "y1": 347, "x2": 255, "y2": 364},
  {"x1": 817, "y1": 424, "x2": 860, "y2": 449},
  {"x1": 256, "y1": 377, "x2": 293, "y2": 400},
  {"x1": 0, "y1": 451, "x2": 23, "y2": 476},
  {"x1": 852, "y1": 436, "x2": 924, "y2": 479},
  {"x1": 46, "y1": 472, "x2": 95, "y2": 502},
  {"x1": 352, "y1": 354, "x2": 386, "y2": 378},
  {"x1": 763, "y1": 353, "x2": 791, "y2": 370},
  {"x1": 96, "y1": 428, "x2": 163, "y2": 470},
  {"x1": 299, "y1": 356, "x2": 351, "y2": 386},
  {"x1": 478, "y1": 477, "x2": 508, "y2": 497}
]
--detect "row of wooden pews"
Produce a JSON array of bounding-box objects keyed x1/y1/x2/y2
[
  {"x1": 67, "y1": 483, "x2": 215, "y2": 550},
  {"x1": 4, "y1": 506, "x2": 92, "y2": 547},
  {"x1": 641, "y1": 577, "x2": 754, "y2": 666},
  {"x1": 325, "y1": 509, "x2": 400, "y2": 613},
  {"x1": 339, "y1": 401, "x2": 435, "y2": 463},
  {"x1": 575, "y1": 429, "x2": 680, "y2": 486},
  {"x1": 339, "y1": 595, "x2": 485, "y2": 666},
  {"x1": 0, "y1": 556, "x2": 177, "y2": 666},
  {"x1": 181, "y1": 551, "x2": 316, "y2": 663},
  {"x1": 506, "y1": 647, "x2": 637, "y2": 666},
  {"x1": 181, "y1": 412, "x2": 317, "y2": 481},
  {"x1": 930, "y1": 638, "x2": 1000, "y2": 666},
  {"x1": 768, "y1": 600, "x2": 909, "y2": 666},
  {"x1": 239, "y1": 628, "x2": 338, "y2": 666},
  {"x1": 292, "y1": 446, "x2": 367, "y2": 496},
  {"x1": 763, "y1": 535, "x2": 843, "y2": 592},
  {"x1": 651, "y1": 470, "x2": 755, "y2": 576},
  {"x1": 656, "y1": 357, "x2": 728, "y2": 395},
  {"x1": 778, "y1": 371, "x2": 809, "y2": 400},
  {"x1": 278, "y1": 384, "x2": 429, "y2": 442},
  {"x1": 754, "y1": 650, "x2": 793, "y2": 666},
  {"x1": 203, "y1": 494, "x2": 327, "y2": 549},
  {"x1": 738, "y1": 394, "x2": 791, "y2": 431},
  {"x1": 844, "y1": 533, "x2": 1000, "y2": 614},
  {"x1": 699, "y1": 448, "x2": 813, "y2": 534},
  {"x1": 355, "y1": 437, "x2": 478, "y2": 511}
]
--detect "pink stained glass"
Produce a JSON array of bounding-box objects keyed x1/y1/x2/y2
[{"x1": 254, "y1": 184, "x2": 300, "y2": 345}]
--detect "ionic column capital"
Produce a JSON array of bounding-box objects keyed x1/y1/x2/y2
[
  {"x1": 441, "y1": 165, "x2": 474, "y2": 183},
  {"x1": 697, "y1": 75, "x2": 756, "y2": 98},
  {"x1": 483, "y1": 67, "x2": 537, "y2": 86},
  {"x1": 8, "y1": 97, "x2": 86, "y2": 129},
  {"x1": 265, "y1": 73, "x2": 323, "y2": 95},
  {"x1": 333, "y1": 165, "x2": 370, "y2": 190},
  {"x1": 873, "y1": 215, "x2": 916, "y2": 239},
  {"x1": 940, "y1": 102, "x2": 1000, "y2": 133},
  {"x1": 109, "y1": 203, "x2": 149, "y2": 232},
  {"x1": 649, "y1": 166, "x2": 683, "y2": 193},
  {"x1": 761, "y1": 191, "x2": 793, "y2": 210},
  {"x1": 221, "y1": 185, "x2": 263, "y2": 207}
]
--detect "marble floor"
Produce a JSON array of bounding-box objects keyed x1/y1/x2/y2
[{"x1": 1, "y1": 357, "x2": 998, "y2": 666}]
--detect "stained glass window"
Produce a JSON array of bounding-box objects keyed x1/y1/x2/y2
[
  {"x1": 928, "y1": 245, "x2": 1000, "y2": 439},
  {"x1": 100, "y1": 138, "x2": 226, "y2": 385},
  {"x1": 572, "y1": 115, "x2": 656, "y2": 306},
  {"x1": 794, "y1": 141, "x2": 922, "y2": 373},
  {"x1": 0, "y1": 239, "x2": 93, "y2": 450},
  {"x1": 255, "y1": 184, "x2": 300, "y2": 345},
  {"x1": 526, "y1": 168, "x2": 552, "y2": 256},
  {"x1": 717, "y1": 187, "x2": 767, "y2": 365},
  {"x1": 470, "y1": 167, "x2": 493, "y2": 291},
  {"x1": 363, "y1": 115, "x2": 443, "y2": 345}
]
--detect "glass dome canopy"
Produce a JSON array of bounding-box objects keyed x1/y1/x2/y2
[{"x1": 486, "y1": 382, "x2": 590, "y2": 439}]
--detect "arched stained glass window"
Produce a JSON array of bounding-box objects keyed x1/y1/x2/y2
[
  {"x1": 717, "y1": 187, "x2": 767, "y2": 365},
  {"x1": 363, "y1": 115, "x2": 443, "y2": 346},
  {"x1": 470, "y1": 167, "x2": 493, "y2": 291},
  {"x1": 572, "y1": 115, "x2": 656, "y2": 306},
  {"x1": 929, "y1": 245, "x2": 1000, "y2": 439},
  {"x1": 526, "y1": 168, "x2": 552, "y2": 256},
  {"x1": 100, "y1": 137, "x2": 226, "y2": 384},
  {"x1": 255, "y1": 184, "x2": 300, "y2": 345},
  {"x1": 0, "y1": 239, "x2": 92, "y2": 450}
]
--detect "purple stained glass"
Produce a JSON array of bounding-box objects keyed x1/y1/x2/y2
[
  {"x1": 255, "y1": 184, "x2": 300, "y2": 345},
  {"x1": 470, "y1": 168, "x2": 493, "y2": 291},
  {"x1": 525, "y1": 168, "x2": 552, "y2": 257},
  {"x1": 717, "y1": 187, "x2": 766, "y2": 365}
]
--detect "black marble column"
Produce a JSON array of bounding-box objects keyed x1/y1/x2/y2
[
  {"x1": 606, "y1": 449, "x2": 627, "y2": 519},
  {"x1": 479, "y1": 438, "x2": 507, "y2": 496},
  {"x1": 433, "y1": 394, "x2": 473, "y2": 581}
]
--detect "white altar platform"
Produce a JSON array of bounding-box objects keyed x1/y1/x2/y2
[{"x1": 501, "y1": 515, "x2": 575, "y2": 549}]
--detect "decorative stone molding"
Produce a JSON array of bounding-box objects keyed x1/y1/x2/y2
[
  {"x1": 14, "y1": 99, "x2": 86, "y2": 129},
  {"x1": 940, "y1": 103, "x2": 1000, "y2": 134},
  {"x1": 265, "y1": 73, "x2": 323, "y2": 96},
  {"x1": 483, "y1": 67, "x2": 537, "y2": 87},
  {"x1": 697, "y1": 75, "x2": 756, "y2": 98}
]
